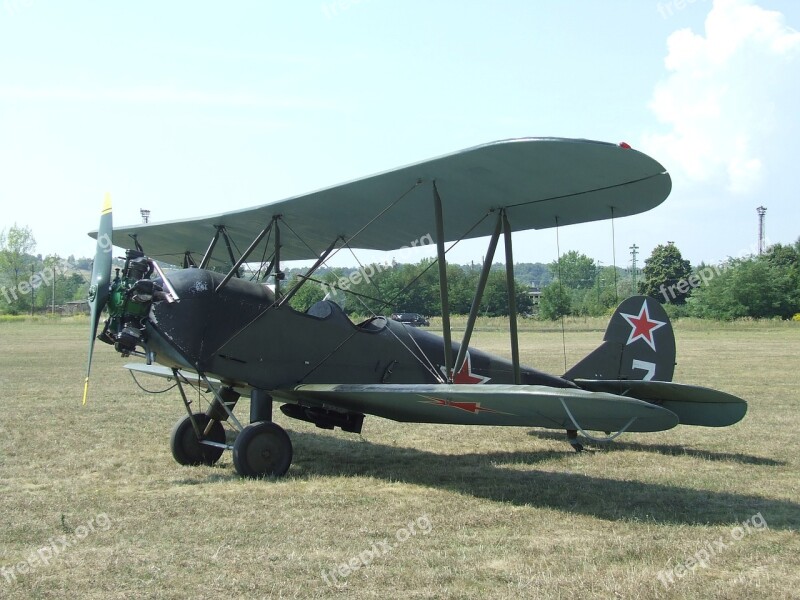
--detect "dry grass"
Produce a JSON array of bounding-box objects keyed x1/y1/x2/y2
[{"x1": 0, "y1": 317, "x2": 798, "y2": 599}]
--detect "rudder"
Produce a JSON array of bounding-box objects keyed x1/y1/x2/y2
[{"x1": 563, "y1": 296, "x2": 675, "y2": 382}]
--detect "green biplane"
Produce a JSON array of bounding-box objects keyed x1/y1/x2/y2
[{"x1": 84, "y1": 138, "x2": 746, "y2": 478}]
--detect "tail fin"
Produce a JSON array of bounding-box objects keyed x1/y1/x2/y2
[{"x1": 563, "y1": 296, "x2": 675, "y2": 382}]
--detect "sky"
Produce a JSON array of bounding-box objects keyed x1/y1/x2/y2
[{"x1": 0, "y1": 0, "x2": 798, "y2": 273}]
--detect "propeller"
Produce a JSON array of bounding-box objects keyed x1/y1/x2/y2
[{"x1": 82, "y1": 193, "x2": 113, "y2": 405}]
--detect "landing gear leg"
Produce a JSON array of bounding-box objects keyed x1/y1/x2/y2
[
  {"x1": 250, "y1": 388, "x2": 273, "y2": 423},
  {"x1": 566, "y1": 429, "x2": 584, "y2": 453}
]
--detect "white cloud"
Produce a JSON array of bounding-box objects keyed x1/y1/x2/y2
[{"x1": 643, "y1": 0, "x2": 800, "y2": 195}]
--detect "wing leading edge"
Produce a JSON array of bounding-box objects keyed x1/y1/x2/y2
[
  {"x1": 124, "y1": 364, "x2": 679, "y2": 433},
  {"x1": 93, "y1": 138, "x2": 670, "y2": 262},
  {"x1": 274, "y1": 383, "x2": 679, "y2": 433}
]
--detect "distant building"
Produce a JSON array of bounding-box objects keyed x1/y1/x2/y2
[
  {"x1": 62, "y1": 300, "x2": 90, "y2": 316},
  {"x1": 527, "y1": 285, "x2": 542, "y2": 314}
]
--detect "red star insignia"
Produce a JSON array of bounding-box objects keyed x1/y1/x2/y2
[
  {"x1": 441, "y1": 352, "x2": 491, "y2": 384},
  {"x1": 619, "y1": 301, "x2": 667, "y2": 351}
]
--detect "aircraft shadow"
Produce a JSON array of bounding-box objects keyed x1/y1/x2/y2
[
  {"x1": 279, "y1": 430, "x2": 799, "y2": 530},
  {"x1": 526, "y1": 430, "x2": 786, "y2": 466}
]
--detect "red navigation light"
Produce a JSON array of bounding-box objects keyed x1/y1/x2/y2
[{"x1": 619, "y1": 142, "x2": 632, "y2": 149}]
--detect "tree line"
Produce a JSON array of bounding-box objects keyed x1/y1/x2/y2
[
  {"x1": 2, "y1": 222, "x2": 798, "y2": 320},
  {"x1": 0, "y1": 225, "x2": 87, "y2": 315},
  {"x1": 542, "y1": 241, "x2": 800, "y2": 321}
]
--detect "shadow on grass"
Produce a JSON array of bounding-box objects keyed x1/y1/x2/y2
[
  {"x1": 277, "y1": 430, "x2": 800, "y2": 530},
  {"x1": 526, "y1": 430, "x2": 787, "y2": 466}
]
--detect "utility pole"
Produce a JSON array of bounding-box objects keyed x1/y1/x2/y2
[
  {"x1": 629, "y1": 244, "x2": 639, "y2": 294},
  {"x1": 595, "y1": 260, "x2": 603, "y2": 304},
  {"x1": 51, "y1": 263, "x2": 56, "y2": 316},
  {"x1": 757, "y1": 206, "x2": 767, "y2": 255}
]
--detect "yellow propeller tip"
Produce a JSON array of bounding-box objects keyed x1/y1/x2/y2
[
  {"x1": 82, "y1": 377, "x2": 89, "y2": 406},
  {"x1": 101, "y1": 193, "x2": 112, "y2": 215}
]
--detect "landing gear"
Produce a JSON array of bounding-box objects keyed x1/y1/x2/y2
[
  {"x1": 566, "y1": 429, "x2": 584, "y2": 453},
  {"x1": 232, "y1": 421, "x2": 293, "y2": 478},
  {"x1": 170, "y1": 413, "x2": 227, "y2": 466}
]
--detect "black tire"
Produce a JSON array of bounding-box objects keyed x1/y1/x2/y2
[
  {"x1": 170, "y1": 413, "x2": 226, "y2": 466},
  {"x1": 232, "y1": 421, "x2": 293, "y2": 478}
]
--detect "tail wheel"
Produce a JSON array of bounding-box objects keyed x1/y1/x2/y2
[
  {"x1": 170, "y1": 413, "x2": 226, "y2": 466},
  {"x1": 232, "y1": 421, "x2": 293, "y2": 478}
]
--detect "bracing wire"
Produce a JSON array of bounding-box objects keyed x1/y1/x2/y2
[
  {"x1": 252, "y1": 226, "x2": 273, "y2": 282},
  {"x1": 129, "y1": 370, "x2": 177, "y2": 394},
  {"x1": 610, "y1": 206, "x2": 619, "y2": 303}
]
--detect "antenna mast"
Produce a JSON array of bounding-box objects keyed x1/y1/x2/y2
[{"x1": 757, "y1": 206, "x2": 766, "y2": 255}]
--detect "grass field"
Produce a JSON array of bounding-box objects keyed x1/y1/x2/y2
[{"x1": 0, "y1": 317, "x2": 798, "y2": 599}]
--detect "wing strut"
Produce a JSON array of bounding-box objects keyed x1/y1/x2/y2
[
  {"x1": 453, "y1": 212, "x2": 503, "y2": 376},
  {"x1": 220, "y1": 226, "x2": 239, "y2": 273},
  {"x1": 432, "y1": 181, "x2": 454, "y2": 382},
  {"x1": 273, "y1": 217, "x2": 282, "y2": 296},
  {"x1": 502, "y1": 210, "x2": 521, "y2": 384},
  {"x1": 279, "y1": 236, "x2": 340, "y2": 307},
  {"x1": 199, "y1": 227, "x2": 222, "y2": 269},
  {"x1": 215, "y1": 219, "x2": 275, "y2": 293},
  {"x1": 559, "y1": 397, "x2": 636, "y2": 442}
]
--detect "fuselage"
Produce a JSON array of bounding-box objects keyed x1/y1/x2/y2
[{"x1": 144, "y1": 269, "x2": 576, "y2": 392}]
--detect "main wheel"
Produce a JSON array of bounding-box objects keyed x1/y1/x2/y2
[
  {"x1": 232, "y1": 421, "x2": 293, "y2": 478},
  {"x1": 170, "y1": 413, "x2": 226, "y2": 466}
]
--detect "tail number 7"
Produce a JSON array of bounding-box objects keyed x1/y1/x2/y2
[{"x1": 632, "y1": 359, "x2": 656, "y2": 381}]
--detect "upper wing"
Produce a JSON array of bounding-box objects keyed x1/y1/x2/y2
[{"x1": 94, "y1": 137, "x2": 670, "y2": 262}]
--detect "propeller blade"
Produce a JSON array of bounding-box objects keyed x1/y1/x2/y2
[{"x1": 83, "y1": 193, "x2": 113, "y2": 405}]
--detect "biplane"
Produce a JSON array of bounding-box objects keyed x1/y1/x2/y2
[{"x1": 84, "y1": 137, "x2": 747, "y2": 478}]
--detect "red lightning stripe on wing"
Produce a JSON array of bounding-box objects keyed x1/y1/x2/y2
[{"x1": 419, "y1": 395, "x2": 511, "y2": 415}]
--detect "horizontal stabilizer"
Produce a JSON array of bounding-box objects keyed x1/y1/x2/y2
[
  {"x1": 275, "y1": 383, "x2": 679, "y2": 433},
  {"x1": 574, "y1": 379, "x2": 747, "y2": 427}
]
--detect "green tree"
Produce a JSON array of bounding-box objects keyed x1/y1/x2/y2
[
  {"x1": 286, "y1": 274, "x2": 326, "y2": 312},
  {"x1": 639, "y1": 243, "x2": 692, "y2": 304},
  {"x1": 539, "y1": 282, "x2": 571, "y2": 320},
  {"x1": 689, "y1": 250, "x2": 800, "y2": 320},
  {"x1": 480, "y1": 269, "x2": 533, "y2": 317},
  {"x1": 0, "y1": 224, "x2": 37, "y2": 314},
  {"x1": 550, "y1": 251, "x2": 597, "y2": 289}
]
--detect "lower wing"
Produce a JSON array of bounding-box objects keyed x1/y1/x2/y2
[{"x1": 125, "y1": 363, "x2": 680, "y2": 433}]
